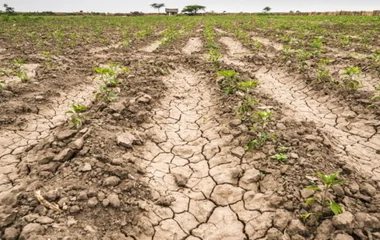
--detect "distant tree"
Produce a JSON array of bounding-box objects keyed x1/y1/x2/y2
[
  {"x1": 182, "y1": 5, "x2": 206, "y2": 15},
  {"x1": 263, "y1": 6, "x2": 271, "y2": 13},
  {"x1": 150, "y1": 3, "x2": 165, "y2": 13},
  {"x1": 3, "y1": 4, "x2": 15, "y2": 14}
]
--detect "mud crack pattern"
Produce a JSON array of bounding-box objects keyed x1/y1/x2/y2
[{"x1": 131, "y1": 69, "x2": 270, "y2": 239}]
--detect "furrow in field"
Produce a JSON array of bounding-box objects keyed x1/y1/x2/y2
[
  {"x1": 129, "y1": 67, "x2": 280, "y2": 239},
  {"x1": 249, "y1": 33, "x2": 379, "y2": 92},
  {"x1": 182, "y1": 37, "x2": 203, "y2": 55},
  {"x1": 218, "y1": 36, "x2": 380, "y2": 181}
]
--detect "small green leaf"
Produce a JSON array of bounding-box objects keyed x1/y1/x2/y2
[
  {"x1": 305, "y1": 197, "x2": 316, "y2": 206},
  {"x1": 305, "y1": 185, "x2": 321, "y2": 191},
  {"x1": 301, "y1": 213, "x2": 313, "y2": 222},
  {"x1": 330, "y1": 200, "x2": 343, "y2": 215}
]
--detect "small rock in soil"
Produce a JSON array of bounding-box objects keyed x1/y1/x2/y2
[
  {"x1": 355, "y1": 212, "x2": 380, "y2": 228},
  {"x1": 35, "y1": 216, "x2": 54, "y2": 224},
  {"x1": 84, "y1": 225, "x2": 97, "y2": 233},
  {"x1": 88, "y1": 197, "x2": 99, "y2": 208},
  {"x1": 56, "y1": 130, "x2": 77, "y2": 141},
  {"x1": 98, "y1": 191, "x2": 106, "y2": 201},
  {"x1": 19, "y1": 223, "x2": 45, "y2": 240},
  {"x1": 69, "y1": 138, "x2": 84, "y2": 150},
  {"x1": 273, "y1": 209, "x2": 293, "y2": 231},
  {"x1": 3, "y1": 227, "x2": 20, "y2": 240},
  {"x1": 173, "y1": 173, "x2": 188, "y2": 187},
  {"x1": 67, "y1": 217, "x2": 77, "y2": 227},
  {"x1": 276, "y1": 122, "x2": 287, "y2": 130},
  {"x1": 333, "y1": 233, "x2": 354, "y2": 240},
  {"x1": 0, "y1": 212, "x2": 16, "y2": 228},
  {"x1": 229, "y1": 119, "x2": 242, "y2": 127},
  {"x1": 117, "y1": 132, "x2": 139, "y2": 148},
  {"x1": 69, "y1": 205, "x2": 80, "y2": 213},
  {"x1": 332, "y1": 185, "x2": 345, "y2": 197},
  {"x1": 108, "y1": 193, "x2": 121, "y2": 208},
  {"x1": 360, "y1": 183, "x2": 377, "y2": 196},
  {"x1": 81, "y1": 163, "x2": 92, "y2": 172},
  {"x1": 332, "y1": 211, "x2": 354, "y2": 230},
  {"x1": 137, "y1": 94, "x2": 152, "y2": 103},
  {"x1": 103, "y1": 176, "x2": 121, "y2": 187},
  {"x1": 102, "y1": 199, "x2": 110, "y2": 207},
  {"x1": 266, "y1": 228, "x2": 283, "y2": 240},
  {"x1": 156, "y1": 195, "x2": 176, "y2": 207},
  {"x1": 53, "y1": 148, "x2": 75, "y2": 162},
  {"x1": 231, "y1": 147, "x2": 245, "y2": 158},
  {"x1": 287, "y1": 219, "x2": 307, "y2": 235},
  {"x1": 300, "y1": 189, "x2": 314, "y2": 199},
  {"x1": 315, "y1": 220, "x2": 335, "y2": 240}
]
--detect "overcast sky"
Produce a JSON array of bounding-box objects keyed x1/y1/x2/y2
[{"x1": 3, "y1": 0, "x2": 380, "y2": 13}]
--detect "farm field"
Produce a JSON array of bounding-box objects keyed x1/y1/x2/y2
[{"x1": 0, "y1": 14, "x2": 379, "y2": 239}]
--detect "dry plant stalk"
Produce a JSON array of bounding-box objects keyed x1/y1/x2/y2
[{"x1": 34, "y1": 190, "x2": 63, "y2": 213}]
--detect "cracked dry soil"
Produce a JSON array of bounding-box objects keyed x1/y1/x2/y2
[
  {"x1": 1, "y1": 28, "x2": 380, "y2": 240},
  {"x1": 133, "y1": 69, "x2": 254, "y2": 239}
]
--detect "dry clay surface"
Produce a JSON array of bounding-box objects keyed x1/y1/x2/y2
[
  {"x1": 1, "y1": 29, "x2": 380, "y2": 240},
  {"x1": 133, "y1": 69, "x2": 268, "y2": 239},
  {"x1": 0, "y1": 82, "x2": 96, "y2": 197},
  {"x1": 218, "y1": 36, "x2": 380, "y2": 181}
]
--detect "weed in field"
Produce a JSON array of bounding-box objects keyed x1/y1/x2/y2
[
  {"x1": 94, "y1": 63, "x2": 122, "y2": 87},
  {"x1": 302, "y1": 172, "x2": 346, "y2": 221},
  {"x1": 96, "y1": 86, "x2": 118, "y2": 103},
  {"x1": 246, "y1": 132, "x2": 276, "y2": 151},
  {"x1": 66, "y1": 104, "x2": 88, "y2": 129},
  {"x1": 277, "y1": 145, "x2": 289, "y2": 153},
  {"x1": 271, "y1": 153, "x2": 288, "y2": 163},
  {"x1": 310, "y1": 36, "x2": 324, "y2": 49},
  {"x1": 253, "y1": 110, "x2": 272, "y2": 126},
  {"x1": 368, "y1": 83, "x2": 380, "y2": 108},
  {"x1": 340, "y1": 35, "x2": 351, "y2": 47},
  {"x1": 217, "y1": 70, "x2": 239, "y2": 94},
  {"x1": 341, "y1": 66, "x2": 363, "y2": 91}
]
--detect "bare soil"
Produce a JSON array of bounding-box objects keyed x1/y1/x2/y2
[{"x1": 0, "y1": 26, "x2": 379, "y2": 240}]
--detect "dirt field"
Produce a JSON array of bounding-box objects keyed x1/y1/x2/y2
[{"x1": 0, "y1": 15, "x2": 379, "y2": 240}]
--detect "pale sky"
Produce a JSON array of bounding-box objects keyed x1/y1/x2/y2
[{"x1": 2, "y1": 0, "x2": 380, "y2": 13}]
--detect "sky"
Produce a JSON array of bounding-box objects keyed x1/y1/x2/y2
[{"x1": 2, "y1": 0, "x2": 380, "y2": 13}]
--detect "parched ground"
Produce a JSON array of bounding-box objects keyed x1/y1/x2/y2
[{"x1": 0, "y1": 17, "x2": 380, "y2": 240}]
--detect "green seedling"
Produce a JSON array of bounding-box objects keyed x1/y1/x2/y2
[
  {"x1": 16, "y1": 70, "x2": 28, "y2": 82},
  {"x1": 254, "y1": 110, "x2": 272, "y2": 124},
  {"x1": 271, "y1": 153, "x2": 288, "y2": 163},
  {"x1": 217, "y1": 70, "x2": 239, "y2": 79},
  {"x1": 310, "y1": 36, "x2": 324, "y2": 49},
  {"x1": 277, "y1": 146, "x2": 289, "y2": 153},
  {"x1": 316, "y1": 68, "x2": 332, "y2": 83},
  {"x1": 237, "y1": 80, "x2": 259, "y2": 91},
  {"x1": 342, "y1": 67, "x2": 363, "y2": 91},
  {"x1": 209, "y1": 49, "x2": 222, "y2": 68},
  {"x1": 302, "y1": 172, "x2": 346, "y2": 221},
  {"x1": 368, "y1": 83, "x2": 380, "y2": 108},
  {"x1": 373, "y1": 50, "x2": 380, "y2": 63},
  {"x1": 217, "y1": 70, "x2": 239, "y2": 94},
  {"x1": 246, "y1": 132, "x2": 275, "y2": 151},
  {"x1": 94, "y1": 66, "x2": 118, "y2": 87},
  {"x1": 66, "y1": 104, "x2": 88, "y2": 129},
  {"x1": 343, "y1": 66, "x2": 361, "y2": 78},
  {"x1": 340, "y1": 35, "x2": 351, "y2": 47},
  {"x1": 96, "y1": 86, "x2": 117, "y2": 103}
]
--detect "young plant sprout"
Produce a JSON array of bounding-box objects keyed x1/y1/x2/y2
[
  {"x1": 66, "y1": 104, "x2": 88, "y2": 129},
  {"x1": 341, "y1": 66, "x2": 363, "y2": 91},
  {"x1": 217, "y1": 70, "x2": 240, "y2": 94},
  {"x1": 302, "y1": 172, "x2": 346, "y2": 221},
  {"x1": 271, "y1": 153, "x2": 288, "y2": 163}
]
